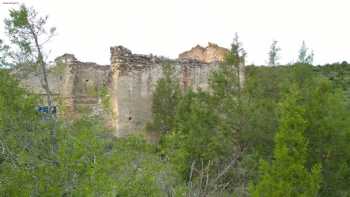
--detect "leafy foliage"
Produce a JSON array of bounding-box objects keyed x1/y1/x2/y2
[
  {"x1": 250, "y1": 86, "x2": 321, "y2": 197},
  {"x1": 2, "y1": 6, "x2": 350, "y2": 195},
  {"x1": 5, "y1": 5, "x2": 55, "y2": 66},
  {"x1": 0, "y1": 39, "x2": 11, "y2": 68},
  {"x1": 0, "y1": 70, "x2": 181, "y2": 196},
  {"x1": 148, "y1": 64, "x2": 181, "y2": 134},
  {"x1": 151, "y1": 59, "x2": 350, "y2": 196}
]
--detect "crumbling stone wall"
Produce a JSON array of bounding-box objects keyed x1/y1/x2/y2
[
  {"x1": 179, "y1": 42, "x2": 229, "y2": 63},
  {"x1": 110, "y1": 45, "x2": 220, "y2": 137},
  {"x1": 19, "y1": 54, "x2": 111, "y2": 123},
  {"x1": 110, "y1": 46, "x2": 164, "y2": 137},
  {"x1": 20, "y1": 43, "x2": 233, "y2": 137}
]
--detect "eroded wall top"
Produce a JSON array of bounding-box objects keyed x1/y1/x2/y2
[
  {"x1": 19, "y1": 42, "x2": 229, "y2": 138},
  {"x1": 109, "y1": 43, "x2": 227, "y2": 137},
  {"x1": 178, "y1": 42, "x2": 229, "y2": 63}
]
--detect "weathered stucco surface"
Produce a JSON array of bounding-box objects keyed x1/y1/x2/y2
[{"x1": 20, "y1": 43, "x2": 231, "y2": 137}]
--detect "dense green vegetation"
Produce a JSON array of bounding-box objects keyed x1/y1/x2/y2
[
  {"x1": 0, "y1": 70, "x2": 185, "y2": 196},
  {"x1": 151, "y1": 61, "x2": 350, "y2": 196},
  {"x1": 2, "y1": 60, "x2": 350, "y2": 196},
  {"x1": 1, "y1": 4, "x2": 350, "y2": 197}
]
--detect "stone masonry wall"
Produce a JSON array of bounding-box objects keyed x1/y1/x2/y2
[
  {"x1": 19, "y1": 54, "x2": 111, "y2": 122},
  {"x1": 20, "y1": 43, "x2": 232, "y2": 137},
  {"x1": 110, "y1": 46, "x2": 220, "y2": 137}
]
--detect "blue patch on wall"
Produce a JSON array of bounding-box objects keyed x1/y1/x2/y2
[{"x1": 37, "y1": 106, "x2": 57, "y2": 114}]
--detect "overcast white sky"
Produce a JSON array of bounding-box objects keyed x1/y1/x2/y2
[{"x1": 0, "y1": 0, "x2": 349, "y2": 65}]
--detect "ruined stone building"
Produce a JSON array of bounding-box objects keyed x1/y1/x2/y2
[{"x1": 20, "y1": 43, "x2": 241, "y2": 137}]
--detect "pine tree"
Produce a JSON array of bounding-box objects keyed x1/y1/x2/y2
[
  {"x1": 226, "y1": 33, "x2": 247, "y2": 89},
  {"x1": 250, "y1": 85, "x2": 321, "y2": 197},
  {"x1": 149, "y1": 64, "x2": 181, "y2": 134},
  {"x1": 297, "y1": 41, "x2": 314, "y2": 64},
  {"x1": 268, "y1": 40, "x2": 281, "y2": 66},
  {"x1": 5, "y1": 5, "x2": 58, "y2": 152},
  {"x1": 0, "y1": 39, "x2": 11, "y2": 67}
]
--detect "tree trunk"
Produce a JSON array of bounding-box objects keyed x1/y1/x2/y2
[{"x1": 31, "y1": 27, "x2": 57, "y2": 153}]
